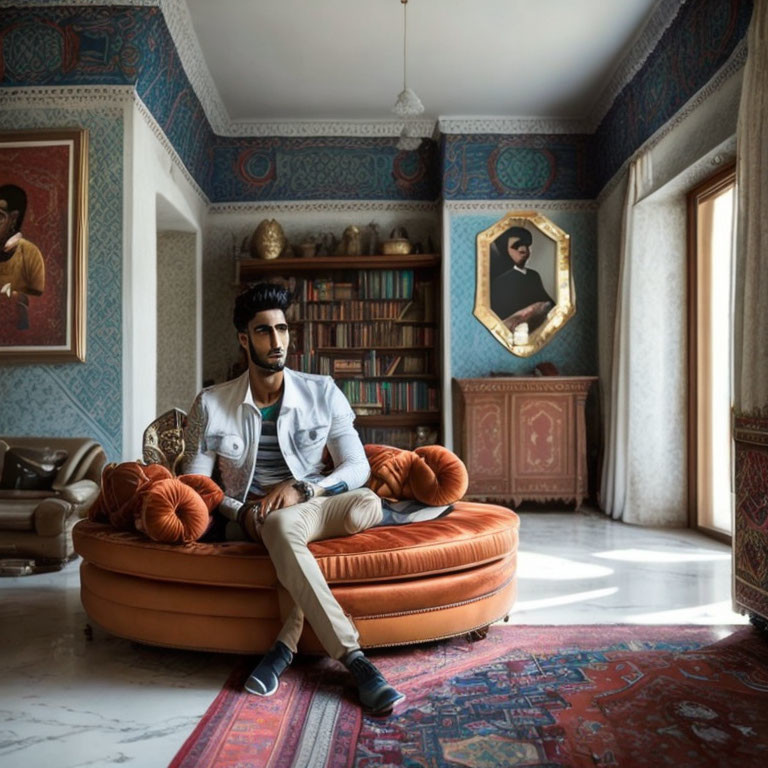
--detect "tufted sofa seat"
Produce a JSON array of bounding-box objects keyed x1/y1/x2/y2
[{"x1": 73, "y1": 500, "x2": 519, "y2": 654}]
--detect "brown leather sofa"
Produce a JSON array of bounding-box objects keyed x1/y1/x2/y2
[{"x1": 0, "y1": 436, "x2": 106, "y2": 568}]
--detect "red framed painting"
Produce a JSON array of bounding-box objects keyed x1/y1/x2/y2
[{"x1": 0, "y1": 128, "x2": 88, "y2": 363}]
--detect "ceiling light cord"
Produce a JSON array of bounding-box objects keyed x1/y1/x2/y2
[{"x1": 403, "y1": 0, "x2": 408, "y2": 91}]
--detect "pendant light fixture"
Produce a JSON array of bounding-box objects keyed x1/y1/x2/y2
[{"x1": 393, "y1": 0, "x2": 424, "y2": 151}]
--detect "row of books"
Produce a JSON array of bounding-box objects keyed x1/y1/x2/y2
[
  {"x1": 285, "y1": 352, "x2": 430, "y2": 378},
  {"x1": 294, "y1": 299, "x2": 410, "y2": 321},
  {"x1": 337, "y1": 380, "x2": 439, "y2": 412},
  {"x1": 299, "y1": 322, "x2": 436, "y2": 349},
  {"x1": 297, "y1": 278, "x2": 355, "y2": 302},
  {"x1": 359, "y1": 270, "x2": 414, "y2": 300},
  {"x1": 320, "y1": 352, "x2": 430, "y2": 377},
  {"x1": 288, "y1": 271, "x2": 415, "y2": 302}
]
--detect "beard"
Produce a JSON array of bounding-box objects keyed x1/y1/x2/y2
[{"x1": 248, "y1": 336, "x2": 285, "y2": 373}]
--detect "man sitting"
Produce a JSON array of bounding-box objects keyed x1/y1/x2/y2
[{"x1": 182, "y1": 282, "x2": 404, "y2": 714}]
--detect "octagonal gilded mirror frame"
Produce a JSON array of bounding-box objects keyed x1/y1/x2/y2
[{"x1": 474, "y1": 210, "x2": 575, "y2": 357}]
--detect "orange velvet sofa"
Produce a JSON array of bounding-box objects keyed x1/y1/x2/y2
[
  {"x1": 72, "y1": 427, "x2": 520, "y2": 654},
  {"x1": 73, "y1": 500, "x2": 519, "y2": 653}
]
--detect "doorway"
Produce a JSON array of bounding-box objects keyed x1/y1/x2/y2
[{"x1": 156, "y1": 229, "x2": 198, "y2": 417}]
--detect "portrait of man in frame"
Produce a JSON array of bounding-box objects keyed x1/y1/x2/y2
[
  {"x1": 0, "y1": 128, "x2": 88, "y2": 363},
  {"x1": 475, "y1": 211, "x2": 575, "y2": 357}
]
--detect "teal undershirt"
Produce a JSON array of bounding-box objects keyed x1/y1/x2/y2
[{"x1": 260, "y1": 400, "x2": 280, "y2": 422}]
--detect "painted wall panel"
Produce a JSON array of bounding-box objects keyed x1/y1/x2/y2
[
  {"x1": 443, "y1": 134, "x2": 594, "y2": 201},
  {"x1": 208, "y1": 137, "x2": 439, "y2": 202}
]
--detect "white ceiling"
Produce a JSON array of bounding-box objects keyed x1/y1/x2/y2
[{"x1": 184, "y1": 0, "x2": 662, "y2": 126}]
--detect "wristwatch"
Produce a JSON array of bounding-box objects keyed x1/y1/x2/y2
[{"x1": 292, "y1": 480, "x2": 314, "y2": 502}]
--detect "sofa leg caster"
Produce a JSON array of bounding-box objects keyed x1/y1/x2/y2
[
  {"x1": 467, "y1": 626, "x2": 489, "y2": 642},
  {"x1": 84, "y1": 623, "x2": 93, "y2": 641}
]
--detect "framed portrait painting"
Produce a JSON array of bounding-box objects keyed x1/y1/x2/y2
[
  {"x1": 0, "y1": 128, "x2": 88, "y2": 363},
  {"x1": 475, "y1": 210, "x2": 575, "y2": 357}
]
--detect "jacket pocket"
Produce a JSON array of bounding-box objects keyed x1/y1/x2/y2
[
  {"x1": 209, "y1": 433, "x2": 245, "y2": 459},
  {"x1": 293, "y1": 424, "x2": 329, "y2": 448}
]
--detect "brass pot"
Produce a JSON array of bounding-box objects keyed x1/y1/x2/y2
[
  {"x1": 250, "y1": 219, "x2": 286, "y2": 260},
  {"x1": 380, "y1": 238, "x2": 412, "y2": 255}
]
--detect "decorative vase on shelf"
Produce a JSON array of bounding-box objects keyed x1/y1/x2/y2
[{"x1": 250, "y1": 219, "x2": 286, "y2": 260}]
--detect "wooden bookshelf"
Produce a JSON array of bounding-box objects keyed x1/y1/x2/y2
[
  {"x1": 356, "y1": 412, "x2": 441, "y2": 427},
  {"x1": 237, "y1": 253, "x2": 440, "y2": 281},
  {"x1": 237, "y1": 251, "x2": 442, "y2": 449}
]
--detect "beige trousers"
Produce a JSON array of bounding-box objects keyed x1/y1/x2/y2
[{"x1": 254, "y1": 487, "x2": 383, "y2": 659}]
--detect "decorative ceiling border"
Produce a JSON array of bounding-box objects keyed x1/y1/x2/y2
[
  {"x1": 132, "y1": 92, "x2": 210, "y2": 205},
  {"x1": 443, "y1": 200, "x2": 598, "y2": 213},
  {"x1": 587, "y1": 0, "x2": 685, "y2": 131},
  {"x1": 154, "y1": 0, "x2": 230, "y2": 132},
  {"x1": 0, "y1": 85, "x2": 134, "y2": 114},
  {"x1": 437, "y1": 117, "x2": 590, "y2": 135},
  {"x1": 596, "y1": 37, "x2": 747, "y2": 204},
  {"x1": 2, "y1": 0, "x2": 692, "y2": 139},
  {"x1": 225, "y1": 119, "x2": 437, "y2": 138},
  {"x1": 209, "y1": 200, "x2": 440, "y2": 216}
]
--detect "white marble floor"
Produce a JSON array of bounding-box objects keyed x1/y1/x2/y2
[{"x1": 0, "y1": 510, "x2": 747, "y2": 768}]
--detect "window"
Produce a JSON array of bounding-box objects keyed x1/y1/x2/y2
[{"x1": 687, "y1": 165, "x2": 736, "y2": 542}]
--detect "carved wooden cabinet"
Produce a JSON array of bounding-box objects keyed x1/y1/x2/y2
[{"x1": 453, "y1": 376, "x2": 597, "y2": 508}]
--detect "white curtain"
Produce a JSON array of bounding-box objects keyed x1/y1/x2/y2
[
  {"x1": 734, "y1": 1, "x2": 768, "y2": 414},
  {"x1": 600, "y1": 153, "x2": 653, "y2": 520}
]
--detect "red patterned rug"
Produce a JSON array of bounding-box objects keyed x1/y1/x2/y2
[{"x1": 170, "y1": 625, "x2": 768, "y2": 768}]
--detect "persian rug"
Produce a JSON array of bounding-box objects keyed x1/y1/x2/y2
[{"x1": 170, "y1": 625, "x2": 768, "y2": 768}]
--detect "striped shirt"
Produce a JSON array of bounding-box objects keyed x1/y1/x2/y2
[{"x1": 249, "y1": 398, "x2": 293, "y2": 496}]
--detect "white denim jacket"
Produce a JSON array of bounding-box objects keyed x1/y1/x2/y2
[{"x1": 181, "y1": 369, "x2": 370, "y2": 519}]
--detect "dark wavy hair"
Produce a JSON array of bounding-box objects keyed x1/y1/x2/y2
[
  {"x1": 500, "y1": 226, "x2": 532, "y2": 247},
  {"x1": 0, "y1": 184, "x2": 27, "y2": 231},
  {"x1": 233, "y1": 282, "x2": 292, "y2": 332}
]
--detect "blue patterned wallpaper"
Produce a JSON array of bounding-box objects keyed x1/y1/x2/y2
[
  {"x1": 0, "y1": 1, "x2": 753, "y2": 201},
  {"x1": 0, "y1": 5, "x2": 439, "y2": 202},
  {"x1": 0, "y1": 108, "x2": 123, "y2": 460},
  {"x1": 443, "y1": 134, "x2": 594, "y2": 200},
  {"x1": 0, "y1": 5, "x2": 216, "y2": 197},
  {"x1": 449, "y1": 212, "x2": 597, "y2": 379},
  {"x1": 208, "y1": 136, "x2": 439, "y2": 202},
  {"x1": 593, "y1": 0, "x2": 752, "y2": 190}
]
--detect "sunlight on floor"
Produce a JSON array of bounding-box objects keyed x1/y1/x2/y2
[
  {"x1": 592, "y1": 548, "x2": 731, "y2": 563},
  {"x1": 513, "y1": 587, "x2": 619, "y2": 612},
  {"x1": 512, "y1": 512, "x2": 742, "y2": 625},
  {"x1": 516, "y1": 551, "x2": 614, "y2": 580}
]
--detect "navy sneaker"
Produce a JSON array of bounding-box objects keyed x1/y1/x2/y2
[
  {"x1": 345, "y1": 652, "x2": 405, "y2": 714},
  {"x1": 245, "y1": 641, "x2": 293, "y2": 696}
]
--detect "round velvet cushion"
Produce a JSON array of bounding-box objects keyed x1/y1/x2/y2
[
  {"x1": 410, "y1": 445, "x2": 469, "y2": 505},
  {"x1": 364, "y1": 445, "x2": 411, "y2": 500},
  {"x1": 364, "y1": 444, "x2": 468, "y2": 505},
  {"x1": 89, "y1": 462, "x2": 152, "y2": 530},
  {"x1": 143, "y1": 463, "x2": 173, "y2": 483},
  {"x1": 140, "y1": 478, "x2": 210, "y2": 544},
  {"x1": 178, "y1": 474, "x2": 225, "y2": 512},
  {"x1": 89, "y1": 462, "x2": 174, "y2": 529}
]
